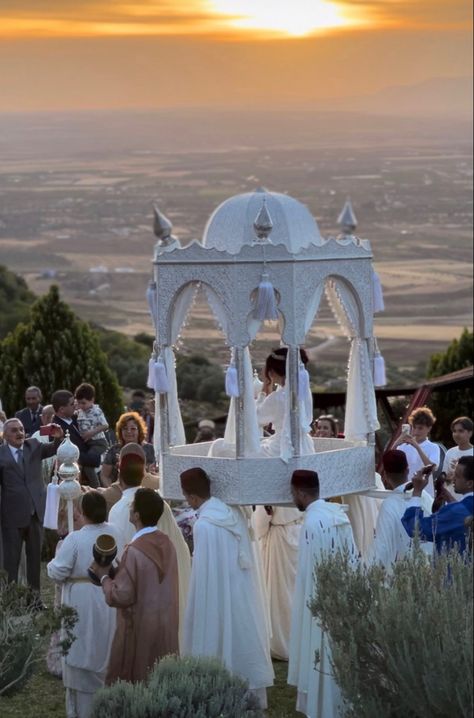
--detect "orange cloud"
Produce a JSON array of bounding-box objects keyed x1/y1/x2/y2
[
  {"x1": 0, "y1": 2, "x2": 220, "y2": 37},
  {"x1": 0, "y1": 0, "x2": 471, "y2": 39}
]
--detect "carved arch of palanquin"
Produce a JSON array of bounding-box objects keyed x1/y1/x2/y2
[{"x1": 155, "y1": 248, "x2": 373, "y2": 349}]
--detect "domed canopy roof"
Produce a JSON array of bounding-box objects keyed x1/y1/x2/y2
[{"x1": 202, "y1": 188, "x2": 322, "y2": 255}]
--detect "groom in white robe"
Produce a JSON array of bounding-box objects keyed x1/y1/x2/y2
[
  {"x1": 180, "y1": 467, "x2": 274, "y2": 709},
  {"x1": 288, "y1": 469, "x2": 356, "y2": 718},
  {"x1": 47, "y1": 491, "x2": 121, "y2": 718}
]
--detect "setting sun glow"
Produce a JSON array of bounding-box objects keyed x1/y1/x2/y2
[{"x1": 209, "y1": 0, "x2": 352, "y2": 36}]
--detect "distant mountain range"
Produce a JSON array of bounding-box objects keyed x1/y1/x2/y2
[{"x1": 328, "y1": 76, "x2": 473, "y2": 118}]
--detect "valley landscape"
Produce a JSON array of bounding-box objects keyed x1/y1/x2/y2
[{"x1": 0, "y1": 102, "x2": 472, "y2": 386}]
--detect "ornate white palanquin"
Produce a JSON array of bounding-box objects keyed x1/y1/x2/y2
[{"x1": 148, "y1": 188, "x2": 382, "y2": 504}]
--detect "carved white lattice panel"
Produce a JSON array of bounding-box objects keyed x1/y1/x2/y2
[
  {"x1": 161, "y1": 443, "x2": 375, "y2": 505},
  {"x1": 154, "y1": 253, "x2": 374, "y2": 347}
]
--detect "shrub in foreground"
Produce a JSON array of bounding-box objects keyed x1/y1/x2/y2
[
  {"x1": 310, "y1": 547, "x2": 473, "y2": 718},
  {"x1": 0, "y1": 572, "x2": 76, "y2": 696},
  {"x1": 91, "y1": 655, "x2": 264, "y2": 718}
]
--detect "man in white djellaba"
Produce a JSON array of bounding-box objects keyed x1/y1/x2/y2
[
  {"x1": 107, "y1": 443, "x2": 191, "y2": 647},
  {"x1": 47, "y1": 492, "x2": 121, "y2": 718},
  {"x1": 365, "y1": 449, "x2": 433, "y2": 569},
  {"x1": 288, "y1": 469, "x2": 357, "y2": 718},
  {"x1": 180, "y1": 467, "x2": 274, "y2": 709},
  {"x1": 252, "y1": 504, "x2": 302, "y2": 660}
]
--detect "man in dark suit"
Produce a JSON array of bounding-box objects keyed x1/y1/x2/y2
[
  {"x1": 0, "y1": 418, "x2": 63, "y2": 594},
  {"x1": 52, "y1": 390, "x2": 101, "y2": 479},
  {"x1": 15, "y1": 386, "x2": 44, "y2": 437}
]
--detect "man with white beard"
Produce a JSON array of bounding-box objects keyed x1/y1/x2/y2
[
  {"x1": 180, "y1": 467, "x2": 274, "y2": 709},
  {"x1": 47, "y1": 492, "x2": 120, "y2": 718},
  {"x1": 288, "y1": 469, "x2": 356, "y2": 718}
]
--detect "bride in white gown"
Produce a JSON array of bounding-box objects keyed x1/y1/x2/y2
[
  {"x1": 255, "y1": 347, "x2": 315, "y2": 458},
  {"x1": 208, "y1": 347, "x2": 314, "y2": 460}
]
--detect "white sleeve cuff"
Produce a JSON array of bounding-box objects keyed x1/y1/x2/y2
[{"x1": 407, "y1": 497, "x2": 422, "y2": 509}]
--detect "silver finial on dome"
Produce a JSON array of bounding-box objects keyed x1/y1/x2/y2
[
  {"x1": 253, "y1": 199, "x2": 273, "y2": 242},
  {"x1": 56, "y1": 430, "x2": 80, "y2": 465},
  {"x1": 337, "y1": 199, "x2": 358, "y2": 235},
  {"x1": 153, "y1": 204, "x2": 175, "y2": 246}
]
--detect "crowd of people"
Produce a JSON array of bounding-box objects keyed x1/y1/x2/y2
[{"x1": 0, "y1": 381, "x2": 473, "y2": 718}]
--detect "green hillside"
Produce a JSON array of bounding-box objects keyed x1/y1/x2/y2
[{"x1": 0, "y1": 264, "x2": 35, "y2": 339}]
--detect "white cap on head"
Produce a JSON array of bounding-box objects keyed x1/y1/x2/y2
[{"x1": 198, "y1": 419, "x2": 215, "y2": 430}]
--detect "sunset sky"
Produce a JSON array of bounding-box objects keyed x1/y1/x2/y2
[{"x1": 0, "y1": 0, "x2": 472, "y2": 111}]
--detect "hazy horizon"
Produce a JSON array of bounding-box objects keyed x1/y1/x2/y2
[
  {"x1": 0, "y1": 0, "x2": 471, "y2": 113},
  {"x1": 0, "y1": 74, "x2": 472, "y2": 117}
]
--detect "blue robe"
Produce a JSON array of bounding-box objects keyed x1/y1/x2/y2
[{"x1": 402, "y1": 495, "x2": 473, "y2": 553}]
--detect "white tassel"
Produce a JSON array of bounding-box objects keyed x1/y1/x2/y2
[
  {"x1": 146, "y1": 281, "x2": 158, "y2": 327},
  {"x1": 225, "y1": 365, "x2": 240, "y2": 397},
  {"x1": 372, "y1": 269, "x2": 385, "y2": 313},
  {"x1": 298, "y1": 365, "x2": 311, "y2": 402},
  {"x1": 374, "y1": 353, "x2": 387, "y2": 387},
  {"x1": 43, "y1": 482, "x2": 60, "y2": 530},
  {"x1": 154, "y1": 358, "x2": 170, "y2": 393},
  {"x1": 253, "y1": 370, "x2": 263, "y2": 399},
  {"x1": 146, "y1": 356, "x2": 156, "y2": 390},
  {"x1": 253, "y1": 273, "x2": 278, "y2": 321},
  {"x1": 238, "y1": 549, "x2": 251, "y2": 570}
]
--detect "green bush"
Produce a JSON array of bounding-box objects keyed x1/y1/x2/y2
[
  {"x1": 310, "y1": 547, "x2": 473, "y2": 718},
  {"x1": 91, "y1": 655, "x2": 264, "y2": 718},
  {"x1": 427, "y1": 328, "x2": 473, "y2": 445},
  {"x1": 176, "y1": 354, "x2": 225, "y2": 404},
  {"x1": 133, "y1": 332, "x2": 155, "y2": 349},
  {"x1": 0, "y1": 264, "x2": 36, "y2": 340},
  {"x1": 94, "y1": 325, "x2": 150, "y2": 390},
  {"x1": 0, "y1": 573, "x2": 76, "y2": 696}
]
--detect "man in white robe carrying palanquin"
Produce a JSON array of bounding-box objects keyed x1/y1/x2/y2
[
  {"x1": 288, "y1": 469, "x2": 357, "y2": 718},
  {"x1": 252, "y1": 504, "x2": 302, "y2": 660},
  {"x1": 180, "y1": 467, "x2": 274, "y2": 710},
  {"x1": 365, "y1": 449, "x2": 433, "y2": 569},
  {"x1": 47, "y1": 492, "x2": 121, "y2": 718}
]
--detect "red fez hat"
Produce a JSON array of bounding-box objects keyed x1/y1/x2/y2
[
  {"x1": 291, "y1": 469, "x2": 319, "y2": 491},
  {"x1": 382, "y1": 449, "x2": 408, "y2": 474},
  {"x1": 180, "y1": 467, "x2": 210, "y2": 497},
  {"x1": 119, "y1": 443, "x2": 146, "y2": 464}
]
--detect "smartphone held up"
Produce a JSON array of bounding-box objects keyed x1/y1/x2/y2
[
  {"x1": 39, "y1": 424, "x2": 54, "y2": 437},
  {"x1": 404, "y1": 463, "x2": 436, "y2": 492}
]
